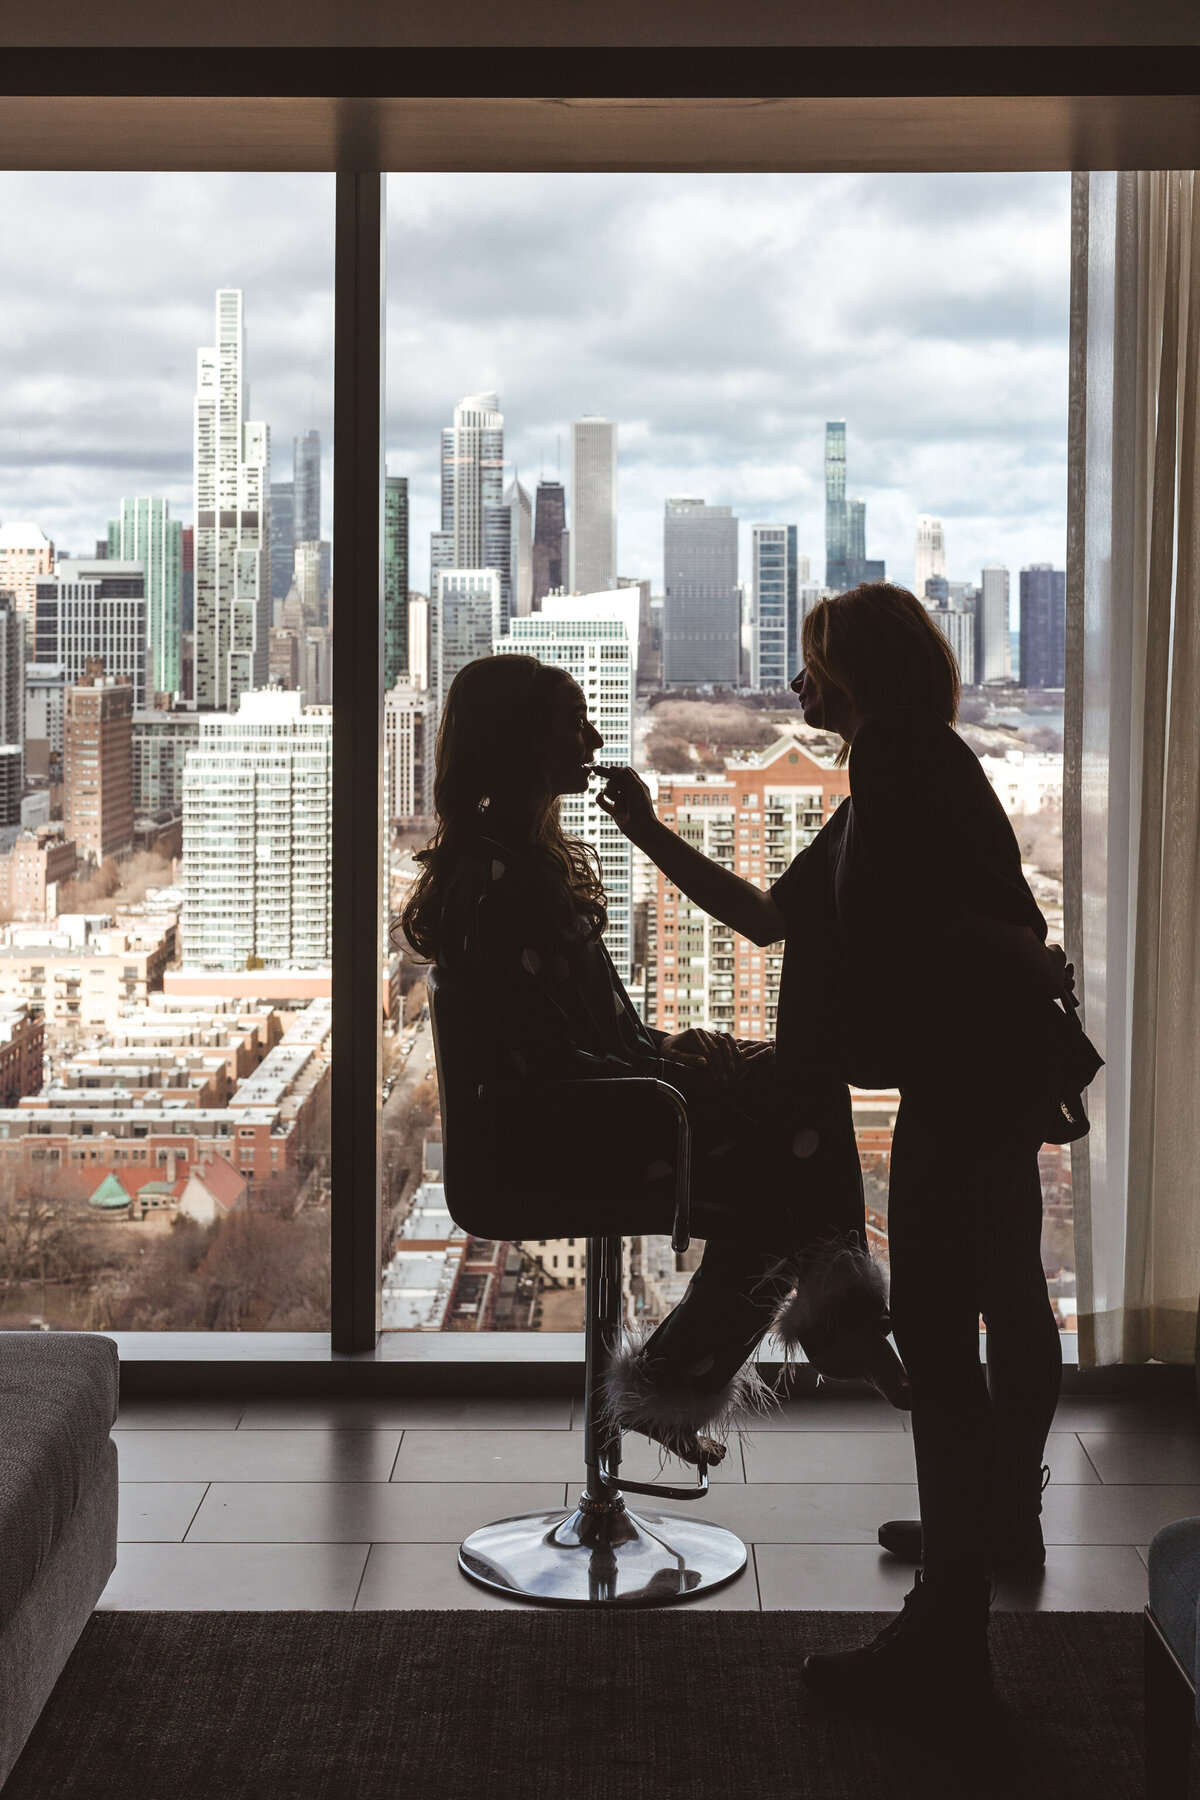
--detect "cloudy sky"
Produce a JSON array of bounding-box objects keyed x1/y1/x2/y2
[{"x1": 1, "y1": 171, "x2": 1070, "y2": 617}]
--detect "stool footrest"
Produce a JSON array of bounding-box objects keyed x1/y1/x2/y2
[{"x1": 609, "y1": 1470, "x2": 709, "y2": 1501}]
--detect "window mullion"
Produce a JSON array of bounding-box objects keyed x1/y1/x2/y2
[{"x1": 330, "y1": 169, "x2": 385, "y2": 1354}]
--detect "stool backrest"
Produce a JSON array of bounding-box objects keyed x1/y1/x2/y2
[
  {"x1": 426, "y1": 964, "x2": 680, "y2": 1243},
  {"x1": 425, "y1": 965, "x2": 494, "y2": 1232}
]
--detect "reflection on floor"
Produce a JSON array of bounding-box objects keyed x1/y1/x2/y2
[{"x1": 103, "y1": 1389, "x2": 1197, "y2": 1611}]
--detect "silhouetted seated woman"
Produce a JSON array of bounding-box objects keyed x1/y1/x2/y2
[{"x1": 399, "y1": 654, "x2": 908, "y2": 1468}]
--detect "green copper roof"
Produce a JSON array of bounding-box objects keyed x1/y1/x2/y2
[{"x1": 88, "y1": 1173, "x2": 131, "y2": 1211}]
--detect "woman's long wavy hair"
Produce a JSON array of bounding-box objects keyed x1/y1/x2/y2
[
  {"x1": 800, "y1": 581, "x2": 961, "y2": 765},
  {"x1": 398, "y1": 655, "x2": 608, "y2": 964}
]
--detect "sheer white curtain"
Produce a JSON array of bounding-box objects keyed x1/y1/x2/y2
[{"x1": 1066, "y1": 170, "x2": 1200, "y2": 1367}]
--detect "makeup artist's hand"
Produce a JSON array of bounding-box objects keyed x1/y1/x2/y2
[{"x1": 596, "y1": 766, "x2": 658, "y2": 847}]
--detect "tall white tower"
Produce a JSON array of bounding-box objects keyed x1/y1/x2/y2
[
  {"x1": 500, "y1": 592, "x2": 638, "y2": 981},
  {"x1": 977, "y1": 562, "x2": 1012, "y2": 683},
  {"x1": 182, "y1": 689, "x2": 331, "y2": 969},
  {"x1": 193, "y1": 289, "x2": 270, "y2": 710},
  {"x1": 569, "y1": 418, "x2": 617, "y2": 595},
  {"x1": 436, "y1": 392, "x2": 504, "y2": 567},
  {"x1": 505, "y1": 476, "x2": 533, "y2": 619},
  {"x1": 914, "y1": 515, "x2": 947, "y2": 601}
]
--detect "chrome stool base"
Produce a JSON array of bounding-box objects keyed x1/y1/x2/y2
[{"x1": 459, "y1": 1491, "x2": 748, "y2": 1606}]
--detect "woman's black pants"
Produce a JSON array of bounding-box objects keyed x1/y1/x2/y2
[
  {"x1": 638, "y1": 1062, "x2": 884, "y2": 1398},
  {"x1": 885, "y1": 1079, "x2": 1063, "y2": 1583}
]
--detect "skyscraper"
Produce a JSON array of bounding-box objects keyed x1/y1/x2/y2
[
  {"x1": 107, "y1": 497, "x2": 183, "y2": 697},
  {"x1": 384, "y1": 679, "x2": 433, "y2": 820},
  {"x1": 824, "y1": 431, "x2": 883, "y2": 592},
  {"x1": 384, "y1": 475, "x2": 409, "y2": 690},
  {"x1": 437, "y1": 391, "x2": 504, "y2": 570},
  {"x1": 65, "y1": 670, "x2": 134, "y2": 865},
  {"x1": 847, "y1": 497, "x2": 866, "y2": 564},
  {"x1": 433, "y1": 392, "x2": 509, "y2": 626},
  {"x1": 34, "y1": 558, "x2": 149, "y2": 708},
  {"x1": 0, "y1": 595, "x2": 25, "y2": 811},
  {"x1": 501, "y1": 592, "x2": 638, "y2": 981},
  {"x1": 294, "y1": 542, "x2": 323, "y2": 623},
  {"x1": 181, "y1": 527, "x2": 194, "y2": 633},
  {"x1": 785, "y1": 530, "x2": 810, "y2": 679},
  {"x1": 751, "y1": 526, "x2": 789, "y2": 691},
  {"x1": 131, "y1": 709, "x2": 201, "y2": 815},
  {"x1": 931, "y1": 606, "x2": 976, "y2": 684},
  {"x1": 294, "y1": 430, "x2": 321, "y2": 548},
  {"x1": 1019, "y1": 564, "x2": 1066, "y2": 688},
  {"x1": 269, "y1": 481, "x2": 295, "y2": 604},
  {"x1": 662, "y1": 499, "x2": 740, "y2": 688},
  {"x1": 914, "y1": 515, "x2": 947, "y2": 600},
  {"x1": 182, "y1": 688, "x2": 331, "y2": 970},
  {"x1": 505, "y1": 476, "x2": 533, "y2": 619},
  {"x1": 0, "y1": 523, "x2": 54, "y2": 617},
  {"x1": 482, "y1": 505, "x2": 512, "y2": 633},
  {"x1": 977, "y1": 563, "x2": 1011, "y2": 683},
  {"x1": 569, "y1": 417, "x2": 617, "y2": 595},
  {"x1": 430, "y1": 569, "x2": 500, "y2": 722},
  {"x1": 824, "y1": 422, "x2": 848, "y2": 588},
  {"x1": 532, "y1": 479, "x2": 566, "y2": 604},
  {"x1": 408, "y1": 596, "x2": 429, "y2": 690},
  {"x1": 193, "y1": 289, "x2": 270, "y2": 710}
]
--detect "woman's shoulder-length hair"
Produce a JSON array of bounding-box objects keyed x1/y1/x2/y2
[{"x1": 800, "y1": 581, "x2": 961, "y2": 762}]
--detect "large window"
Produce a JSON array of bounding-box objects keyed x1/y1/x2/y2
[
  {"x1": 0, "y1": 173, "x2": 334, "y2": 1330},
  {"x1": 381, "y1": 172, "x2": 1072, "y2": 1336}
]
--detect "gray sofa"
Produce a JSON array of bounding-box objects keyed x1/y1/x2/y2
[
  {"x1": 0, "y1": 1333, "x2": 119, "y2": 1788},
  {"x1": 1146, "y1": 1516, "x2": 1200, "y2": 1798}
]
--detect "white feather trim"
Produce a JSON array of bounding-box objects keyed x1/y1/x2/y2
[
  {"x1": 600, "y1": 1328, "x2": 778, "y2": 1461},
  {"x1": 767, "y1": 1234, "x2": 889, "y2": 1354}
]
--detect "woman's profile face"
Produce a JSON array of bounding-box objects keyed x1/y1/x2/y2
[
  {"x1": 539, "y1": 678, "x2": 604, "y2": 798},
  {"x1": 791, "y1": 664, "x2": 858, "y2": 740}
]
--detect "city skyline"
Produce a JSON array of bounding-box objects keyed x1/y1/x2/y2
[{"x1": 0, "y1": 172, "x2": 1068, "y2": 621}]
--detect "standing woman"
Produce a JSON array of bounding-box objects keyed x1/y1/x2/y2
[{"x1": 600, "y1": 583, "x2": 1072, "y2": 1714}]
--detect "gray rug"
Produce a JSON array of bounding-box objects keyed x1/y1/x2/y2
[{"x1": 2, "y1": 1610, "x2": 1180, "y2": 1799}]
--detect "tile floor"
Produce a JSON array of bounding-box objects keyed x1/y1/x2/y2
[{"x1": 101, "y1": 1389, "x2": 1200, "y2": 1612}]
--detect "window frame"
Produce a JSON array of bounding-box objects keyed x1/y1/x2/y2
[{"x1": 5, "y1": 50, "x2": 1195, "y2": 1385}]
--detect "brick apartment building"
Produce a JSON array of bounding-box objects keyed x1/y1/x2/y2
[
  {"x1": 0, "y1": 1006, "x2": 45, "y2": 1107},
  {"x1": 64, "y1": 669, "x2": 134, "y2": 865},
  {"x1": 653, "y1": 737, "x2": 849, "y2": 1038},
  {"x1": 0, "y1": 829, "x2": 78, "y2": 920}
]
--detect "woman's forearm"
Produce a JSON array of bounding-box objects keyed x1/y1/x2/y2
[{"x1": 636, "y1": 819, "x2": 783, "y2": 945}]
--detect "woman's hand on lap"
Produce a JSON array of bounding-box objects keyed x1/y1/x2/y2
[{"x1": 661, "y1": 1028, "x2": 744, "y2": 1091}]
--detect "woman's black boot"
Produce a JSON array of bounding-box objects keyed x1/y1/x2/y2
[
  {"x1": 801, "y1": 1570, "x2": 993, "y2": 1715},
  {"x1": 877, "y1": 1465, "x2": 1050, "y2": 1569}
]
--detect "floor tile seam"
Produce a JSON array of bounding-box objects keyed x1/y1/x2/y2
[
  {"x1": 1079, "y1": 1432, "x2": 1108, "y2": 1476},
  {"x1": 126, "y1": 1471, "x2": 510, "y2": 1481},
  {"x1": 163, "y1": 1536, "x2": 1194, "y2": 1547},
  {"x1": 348, "y1": 1543, "x2": 373, "y2": 1610},
  {"x1": 230, "y1": 1422, "x2": 577, "y2": 1431},
  {"x1": 115, "y1": 1539, "x2": 379, "y2": 1549},
  {"x1": 181, "y1": 1481, "x2": 210, "y2": 1542}
]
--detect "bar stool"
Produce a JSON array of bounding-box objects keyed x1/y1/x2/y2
[{"x1": 427, "y1": 965, "x2": 748, "y2": 1606}]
